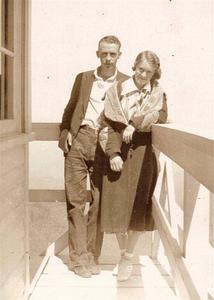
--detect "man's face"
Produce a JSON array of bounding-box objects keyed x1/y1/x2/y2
[{"x1": 96, "y1": 42, "x2": 121, "y2": 69}]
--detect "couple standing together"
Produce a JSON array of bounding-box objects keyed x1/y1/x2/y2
[{"x1": 58, "y1": 35, "x2": 167, "y2": 281}]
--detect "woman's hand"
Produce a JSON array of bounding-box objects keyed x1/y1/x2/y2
[
  {"x1": 122, "y1": 124, "x2": 135, "y2": 144},
  {"x1": 110, "y1": 155, "x2": 123, "y2": 172}
]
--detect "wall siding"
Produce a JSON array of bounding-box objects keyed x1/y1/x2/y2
[{"x1": 0, "y1": 144, "x2": 28, "y2": 300}]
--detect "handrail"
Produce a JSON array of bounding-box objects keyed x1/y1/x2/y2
[
  {"x1": 152, "y1": 124, "x2": 214, "y2": 193},
  {"x1": 31, "y1": 123, "x2": 60, "y2": 141},
  {"x1": 31, "y1": 122, "x2": 214, "y2": 193}
]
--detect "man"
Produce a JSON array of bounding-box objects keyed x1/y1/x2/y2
[{"x1": 58, "y1": 35, "x2": 129, "y2": 278}]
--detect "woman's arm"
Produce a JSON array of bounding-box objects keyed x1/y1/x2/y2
[
  {"x1": 157, "y1": 93, "x2": 168, "y2": 123},
  {"x1": 129, "y1": 92, "x2": 168, "y2": 131}
]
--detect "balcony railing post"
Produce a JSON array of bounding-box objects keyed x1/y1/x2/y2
[{"x1": 209, "y1": 193, "x2": 214, "y2": 248}]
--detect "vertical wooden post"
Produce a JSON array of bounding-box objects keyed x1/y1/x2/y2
[
  {"x1": 0, "y1": 1, "x2": 6, "y2": 119},
  {"x1": 209, "y1": 193, "x2": 214, "y2": 248},
  {"x1": 23, "y1": 0, "x2": 31, "y2": 298},
  {"x1": 151, "y1": 155, "x2": 167, "y2": 258},
  {"x1": 183, "y1": 171, "x2": 211, "y2": 299}
]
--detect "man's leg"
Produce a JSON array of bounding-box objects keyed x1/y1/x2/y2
[
  {"x1": 87, "y1": 144, "x2": 105, "y2": 270},
  {"x1": 65, "y1": 139, "x2": 90, "y2": 277},
  {"x1": 94, "y1": 208, "x2": 104, "y2": 262}
]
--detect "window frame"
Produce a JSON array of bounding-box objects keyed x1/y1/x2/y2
[{"x1": 0, "y1": 0, "x2": 24, "y2": 136}]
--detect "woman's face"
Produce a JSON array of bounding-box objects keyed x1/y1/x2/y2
[{"x1": 134, "y1": 60, "x2": 156, "y2": 88}]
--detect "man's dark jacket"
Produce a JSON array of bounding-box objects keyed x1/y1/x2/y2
[{"x1": 60, "y1": 70, "x2": 129, "y2": 137}]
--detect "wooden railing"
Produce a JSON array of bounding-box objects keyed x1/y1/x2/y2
[
  {"x1": 151, "y1": 124, "x2": 214, "y2": 300},
  {"x1": 30, "y1": 123, "x2": 214, "y2": 300}
]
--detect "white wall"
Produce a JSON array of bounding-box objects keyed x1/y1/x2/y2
[
  {"x1": 30, "y1": 0, "x2": 213, "y2": 189},
  {"x1": 31, "y1": 0, "x2": 213, "y2": 129}
]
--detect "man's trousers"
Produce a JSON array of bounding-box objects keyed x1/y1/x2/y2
[{"x1": 65, "y1": 125, "x2": 104, "y2": 267}]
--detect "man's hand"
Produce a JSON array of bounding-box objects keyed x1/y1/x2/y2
[
  {"x1": 58, "y1": 129, "x2": 72, "y2": 153},
  {"x1": 122, "y1": 124, "x2": 135, "y2": 144},
  {"x1": 110, "y1": 155, "x2": 123, "y2": 172}
]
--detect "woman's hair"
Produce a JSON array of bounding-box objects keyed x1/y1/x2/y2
[{"x1": 132, "y1": 50, "x2": 161, "y2": 80}]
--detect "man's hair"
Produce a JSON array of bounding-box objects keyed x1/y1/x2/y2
[
  {"x1": 98, "y1": 35, "x2": 121, "y2": 50},
  {"x1": 132, "y1": 50, "x2": 161, "y2": 80}
]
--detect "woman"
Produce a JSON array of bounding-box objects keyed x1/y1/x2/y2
[{"x1": 99, "y1": 50, "x2": 168, "y2": 281}]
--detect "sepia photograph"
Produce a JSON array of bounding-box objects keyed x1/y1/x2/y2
[{"x1": 0, "y1": 0, "x2": 213, "y2": 299}]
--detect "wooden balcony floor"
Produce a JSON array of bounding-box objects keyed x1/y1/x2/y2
[{"x1": 28, "y1": 255, "x2": 178, "y2": 300}]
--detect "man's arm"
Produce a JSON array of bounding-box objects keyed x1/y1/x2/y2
[
  {"x1": 106, "y1": 124, "x2": 124, "y2": 172},
  {"x1": 60, "y1": 73, "x2": 83, "y2": 131},
  {"x1": 105, "y1": 119, "x2": 124, "y2": 158},
  {"x1": 58, "y1": 73, "x2": 82, "y2": 153}
]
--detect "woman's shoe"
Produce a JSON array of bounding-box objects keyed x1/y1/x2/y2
[
  {"x1": 112, "y1": 264, "x2": 118, "y2": 276},
  {"x1": 117, "y1": 257, "x2": 133, "y2": 281}
]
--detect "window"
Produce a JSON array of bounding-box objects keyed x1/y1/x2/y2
[
  {"x1": 0, "y1": 0, "x2": 25, "y2": 136},
  {"x1": 0, "y1": 0, "x2": 14, "y2": 120}
]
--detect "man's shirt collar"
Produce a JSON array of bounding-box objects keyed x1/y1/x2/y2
[{"x1": 94, "y1": 68, "x2": 118, "y2": 83}]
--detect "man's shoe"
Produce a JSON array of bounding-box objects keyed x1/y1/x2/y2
[
  {"x1": 117, "y1": 257, "x2": 133, "y2": 281},
  {"x1": 74, "y1": 265, "x2": 91, "y2": 278},
  {"x1": 88, "y1": 257, "x2": 101, "y2": 275}
]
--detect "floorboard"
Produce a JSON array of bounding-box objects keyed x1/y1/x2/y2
[{"x1": 28, "y1": 255, "x2": 178, "y2": 300}]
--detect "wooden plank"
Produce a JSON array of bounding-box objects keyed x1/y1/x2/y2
[
  {"x1": 29, "y1": 189, "x2": 66, "y2": 202},
  {"x1": 152, "y1": 124, "x2": 214, "y2": 153},
  {"x1": 28, "y1": 237, "x2": 67, "y2": 297},
  {"x1": 0, "y1": 145, "x2": 25, "y2": 175},
  {"x1": 29, "y1": 189, "x2": 93, "y2": 203},
  {"x1": 22, "y1": 0, "x2": 32, "y2": 296},
  {"x1": 40, "y1": 232, "x2": 68, "y2": 256},
  {"x1": 0, "y1": 184, "x2": 25, "y2": 220},
  {"x1": 28, "y1": 255, "x2": 51, "y2": 298},
  {"x1": 0, "y1": 1, "x2": 6, "y2": 120},
  {"x1": 183, "y1": 172, "x2": 200, "y2": 257},
  {"x1": 0, "y1": 206, "x2": 26, "y2": 286},
  {"x1": 23, "y1": 0, "x2": 31, "y2": 135},
  {"x1": 0, "y1": 133, "x2": 30, "y2": 151},
  {"x1": 165, "y1": 160, "x2": 184, "y2": 250},
  {"x1": 0, "y1": 164, "x2": 25, "y2": 197},
  {"x1": 152, "y1": 198, "x2": 201, "y2": 300},
  {"x1": 29, "y1": 201, "x2": 68, "y2": 259},
  {"x1": 0, "y1": 119, "x2": 17, "y2": 136},
  {"x1": 152, "y1": 125, "x2": 214, "y2": 193},
  {"x1": 29, "y1": 286, "x2": 177, "y2": 300},
  {"x1": 151, "y1": 157, "x2": 167, "y2": 258},
  {"x1": 210, "y1": 193, "x2": 214, "y2": 247},
  {"x1": 182, "y1": 174, "x2": 212, "y2": 298},
  {"x1": 0, "y1": 201, "x2": 26, "y2": 234},
  {"x1": 13, "y1": 0, "x2": 22, "y2": 132},
  {"x1": 32, "y1": 123, "x2": 60, "y2": 141},
  {"x1": 152, "y1": 198, "x2": 182, "y2": 258},
  {"x1": 0, "y1": 256, "x2": 26, "y2": 300},
  {"x1": 1, "y1": 54, "x2": 6, "y2": 119},
  {"x1": 28, "y1": 255, "x2": 177, "y2": 300}
]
